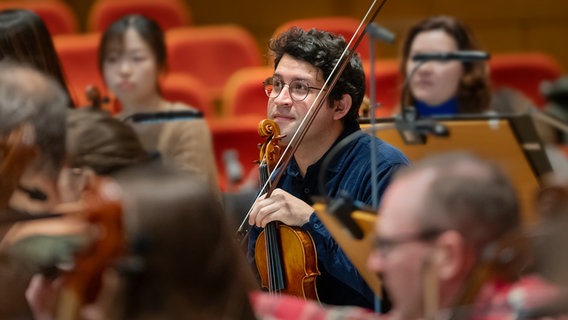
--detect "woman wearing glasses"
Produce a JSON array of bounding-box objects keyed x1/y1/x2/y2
[
  {"x1": 247, "y1": 26, "x2": 410, "y2": 309},
  {"x1": 98, "y1": 15, "x2": 219, "y2": 192}
]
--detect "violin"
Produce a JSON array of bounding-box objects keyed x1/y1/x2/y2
[
  {"x1": 82, "y1": 85, "x2": 111, "y2": 112},
  {"x1": 54, "y1": 85, "x2": 125, "y2": 319},
  {"x1": 253, "y1": 119, "x2": 320, "y2": 300},
  {"x1": 55, "y1": 177, "x2": 125, "y2": 320}
]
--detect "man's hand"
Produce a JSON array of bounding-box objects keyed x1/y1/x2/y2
[{"x1": 249, "y1": 188, "x2": 313, "y2": 227}]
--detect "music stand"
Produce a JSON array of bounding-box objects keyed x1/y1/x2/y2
[
  {"x1": 313, "y1": 203, "x2": 382, "y2": 297},
  {"x1": 314, "y1": 113, "x2": 553, "y2": 298},
  {"x1": 361, "y1": 113, "x2": 552, "y2": 224}
]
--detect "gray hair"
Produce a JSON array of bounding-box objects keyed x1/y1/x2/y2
[
  {"x1": 399, "y1": 151, "x2": 520, "y2": 248},
  {"x1": 0, "y1": 61, "x2": 68, "y2": 178}
]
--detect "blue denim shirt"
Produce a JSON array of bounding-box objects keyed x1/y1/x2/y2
[{"x1": 248, "y1": 123, "x2": 410, "y2": 308}]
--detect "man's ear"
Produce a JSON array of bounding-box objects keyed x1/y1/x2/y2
[
  {"x1": 332, "y1": 93, "x2": 352, "y2": 120},
  {"x1": 434, "y1": 230, "x2": 472, "y2": 282}
]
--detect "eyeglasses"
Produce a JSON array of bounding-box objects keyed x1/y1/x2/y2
[
  {"x1": 264, "y1": 77, "x2": 323, "y2": 102},
  {"x1": 372, "y1": 229, "x2": 446, "y2": 257}
]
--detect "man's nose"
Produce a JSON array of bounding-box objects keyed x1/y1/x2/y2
[{"x1": 274, "y1": 84, "x2": 293, "y2": 104}]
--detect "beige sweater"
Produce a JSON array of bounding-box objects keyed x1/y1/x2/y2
[{"x1": 127, "y1": 102, "x2": 220, "y2": 193}]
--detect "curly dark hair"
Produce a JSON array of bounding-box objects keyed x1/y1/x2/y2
[
  {"x1": 400, "y1": 16, "x2": 491, "y2": 113},
  {"x1": 270, "y1": 27, "x2": 365, "y2": 126}
]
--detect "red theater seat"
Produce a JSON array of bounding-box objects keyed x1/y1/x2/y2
[
  {"x1": 490, "y1": 52, "x2": 563, "y2": 108},
  {"x1": 0, "y1": 0, "x2": 78, "y2": 35},
  {"x1": 273, "y1": 17, "x2": 372, "y2": 60},
  {"x1": 88, "y1": 0, "x2": 191, "y2": 33}
]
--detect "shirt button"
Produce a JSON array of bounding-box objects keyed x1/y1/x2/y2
[
  {"x1": 304, "y1": 188, "x2": 310, "y2": 194},
  {"x1": 314, "y1": 223, "x2": 320, "y2": 229}
]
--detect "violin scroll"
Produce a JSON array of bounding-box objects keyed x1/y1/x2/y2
[
  {"x1": 84, "y1": 86, "x2": 109, "y2": 111},
  {"x1": 257, "y1": 119, "x2": 285, "y2": 172}
]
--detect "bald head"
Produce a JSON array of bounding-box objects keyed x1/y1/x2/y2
[
  {"x1": 396, "y1": 151, "x2": 521, "y2": 248},
  {"x1": 371, "y1": 152, "x2": 521, "y2": 319}
]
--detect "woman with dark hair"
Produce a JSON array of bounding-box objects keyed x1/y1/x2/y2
[
  {"x1": 400, "y1": 15, "x2": 491, "y2": 116},
  {"x1": 98, "y1": 15, "x2": 219, "y2": 192},
  {"x1": 0, "y1": 9, "x2": 74, "y2": 108}
]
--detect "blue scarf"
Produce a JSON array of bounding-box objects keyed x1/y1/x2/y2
[{"x1": 415, "y1": 98, "x2": 459, "y2": 117}]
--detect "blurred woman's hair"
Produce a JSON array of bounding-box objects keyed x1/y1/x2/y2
[
  {"x1": 111, "y1": 164, "x2": 258, "y2": 319},
  {"x1": 0, "y1": 9, "x2": 74, "y2": 108},
  {"x1": 66, "y1": 108, "x2": 148, "y2": 175}
]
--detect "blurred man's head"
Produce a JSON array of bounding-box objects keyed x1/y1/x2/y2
[
  {"x1": 367, "y1": 152, "x2": 520, "y2": 319},
  {"x1": 0, "y1": 61, "x2": 67, "y2": 213}
]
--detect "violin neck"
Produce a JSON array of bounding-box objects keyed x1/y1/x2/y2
[
  {"x1": 259, "y1": 161, "x2": 270, "y2": 195},
  {"x1": 56, "y1": 289, "x2": 81, "y2": 320},
  {"x1": 259, "y1": 161, "x2": 285, "y2": 292}
]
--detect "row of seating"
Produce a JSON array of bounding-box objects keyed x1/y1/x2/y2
[
  {"x1": 0, "y1": 0, "x2": 191, "y2": 35},
  {"x1": 53, "y1": 25, "x2": 263, "y2": 112},
  {"x1": 53, "y1": 24, "x2": 563, "y2": 115},
  {"x1": 3, "y1": 1, "x2": 562, "y2": 112},
  {"x1": 3, "y1": 1, "x2": 565, "y2": 191},
  {"x1": 210, "y1": 53, "x2": 564, "y2": 190}
]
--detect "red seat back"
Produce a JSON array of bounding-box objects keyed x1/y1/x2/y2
[
  {"x1": 88, "y1": 0, "x2": 191, "y2": 33},
  {"x1": 221, "y1": 66, "x2": 273, "y2": 119},
  {"x1": 54, "y1": 33, "x2": 110, "y2": 109},
  {"x1": 272, "y1": 17, "x2": 372, "y2": 60},
  {"x1": 210, "y1": 116, "x2": 263, "y2": 191},
  {"x1": 0, "y1": 0, "x2": 78, "y2": 35},
  {"x1": 166, "y1": 25, "x2": 262, "y2": 104},
  {"x1": 490, "y1": 52, "x2": 563, "y2": 107},
  {"x1": 161, "y1": 72, "x2": 216, "y2": 118},
  {"x1": 363, "y1": 59, "x2": 401, "y2": 117}
]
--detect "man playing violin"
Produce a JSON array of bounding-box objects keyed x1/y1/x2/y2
[
  {"x1": 367, "y1": 151, "x2": 524, "y2": 319},
  {"x1": 247, "y1": 27, "x2": 410, "y2": 309}
]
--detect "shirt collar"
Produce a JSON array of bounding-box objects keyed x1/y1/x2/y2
[{"x1": 285, "y1": 122, "x2": 361, "y2": 177}]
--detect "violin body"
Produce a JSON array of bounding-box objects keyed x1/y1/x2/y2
[
  {"x1": 253, "y1": 119, "x2": 321, "y2": 301},
  {"x1": 255, "y1": 224, "x2": 320, "y2": 301},
  {"x1": 56, "y1": 177, "x2": 125, "y2": 320}
]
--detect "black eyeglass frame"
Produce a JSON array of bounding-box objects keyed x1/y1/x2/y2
[
  {"x1": 263, "y1": 77, "x2": 323, "y2": 102},
  {"x1": 372, "y1": 228, "x2": 447, "y2": 256}
]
